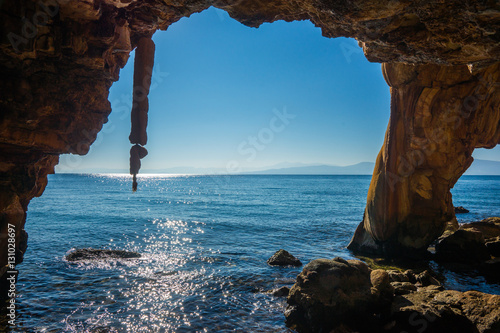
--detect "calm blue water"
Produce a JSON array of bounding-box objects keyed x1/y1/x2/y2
[{"x1": 8, "y1": 174, "x2": 500, "y2": 332}]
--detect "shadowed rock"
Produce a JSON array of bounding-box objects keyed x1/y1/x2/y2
[
  {"x1": 486, "y1": 237, "x2": 500, "y2": 257},
  {"x1": 267, "y1": 249, "x2": 302, "y2": 267},
  {"x1": 455, "y1": 206, "x2": 470, "y2": 214},
  {"x1": 435, "y1": 229, "x2": 491, "y2": 264},
  {"x1": 66, "y1": 248, "x2": 141, "y2": 262}
]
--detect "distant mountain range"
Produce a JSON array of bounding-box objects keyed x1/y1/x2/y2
[
  {"x1": 244, "y1": 159, "x2": 499, "y2": 175},
  {"x1": 244, "y1": 162, "x2": 375, "y2": 175},
  {"x1": 58, "y1": 159, "x2": 500, "y2": 175},
  {"x1": 464, "y1": 159, "x2": 500, "y2": 175}
]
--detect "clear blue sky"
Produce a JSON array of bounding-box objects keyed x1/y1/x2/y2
[{"x1": 56, "y1": 7, "x2": 499, "y2": 173}]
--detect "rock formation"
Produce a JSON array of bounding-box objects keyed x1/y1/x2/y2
[
  {"x1": 129, "y1": 36, "x2": 155, "y2": 191},
  {"x1": 1, "y1": 0, "x2": 499, "y2": 294},
  {"x1": 348, "y1": 62, "x2": 500, "y2": 257}
]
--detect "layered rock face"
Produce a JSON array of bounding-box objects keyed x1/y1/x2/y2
[
  {"x1": 349, "y1": 62, "x2": 500, "y2": 256},
  {"x1": 0, "y1": 0, "x2": 499, "y2": 291}
]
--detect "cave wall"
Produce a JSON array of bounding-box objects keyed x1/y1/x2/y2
[{"x1": 1, "y1": 0, "x2": 499, "y2": 291}]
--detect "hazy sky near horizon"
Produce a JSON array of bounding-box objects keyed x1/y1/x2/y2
[{"x1": 56, "y1": 7, "x2": 499, "y2": 172}]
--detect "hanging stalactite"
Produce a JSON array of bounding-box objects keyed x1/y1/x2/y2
[{"x1": 129, "y1": 36, "x2": 155, "y2": 191}]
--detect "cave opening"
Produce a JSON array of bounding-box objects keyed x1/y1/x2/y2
[
  {"x1": 11, "y1": 7, "x2": 397, "y2": 331},
  {"x1": 1, "y1": 2, "x2": 500, "y2": 331}
]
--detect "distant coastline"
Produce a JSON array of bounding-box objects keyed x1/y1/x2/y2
[{"x1": 56, "y1": 159, "x2": 500, "y2": 176}]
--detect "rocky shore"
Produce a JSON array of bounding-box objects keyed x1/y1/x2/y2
[
  {"x1": 283, "y1": 217, "x2": 500, "y2": 332},
  {"x1": 285, "y1": 258, "x2": 499, "y2": 333}
]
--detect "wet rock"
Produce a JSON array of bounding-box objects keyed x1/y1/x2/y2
[
  {"x1": 66, "y1": 248, "x2": 141, "y2": 262},
  {"x1": 391, "y1": 281, "x2": 417, "y2": 295},
  {"x1": 270, "y1": 286, "x2": 290, "y2": 297},
  {"x1": 435, "y1": 229, "x2": 491, "y2": 264},
  {"x1": 285, "y1": 258, "x2": 376, "y2": 332},
  {"x1": 267, "y1": 249, "x2": 302, "y2": 267},
  {"x1": 455, "y1": 206, "x2": 470, "y2": 214},
  {"x1": 461, "y1": 217, "x2": 500, "y2": 240}
]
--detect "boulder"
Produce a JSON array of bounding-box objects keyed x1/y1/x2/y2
[
  {"x1": 461, "y1": 217, "x2": 500, "y2": 240},
  {"x1": 66, "y1": 248, "x2": 141, "y2": 262},
  {"x1": 285, "y1": 257, "x2": 379, "y2": 332},
  {"x1": 435, "y1": 229, "x2": 491, "y2": 264},
  {"x1": 267, "y1": 249, "x2": 302, "y2": 267},
  {"x1": 455, "y1": 206, "x2": 470, "y2": 214}
]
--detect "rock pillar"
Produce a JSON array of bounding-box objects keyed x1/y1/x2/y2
[{"x1": 348, "y1": 62, "x2": 500, "y2": 257}]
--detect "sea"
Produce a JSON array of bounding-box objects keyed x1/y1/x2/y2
[{"x1": 5, "y1": 174, "x2": 500, "y2": 332}]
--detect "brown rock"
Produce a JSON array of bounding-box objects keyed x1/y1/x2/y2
[{"x1": 371, "y1": 269, "x2": 393, "y2": 294}]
